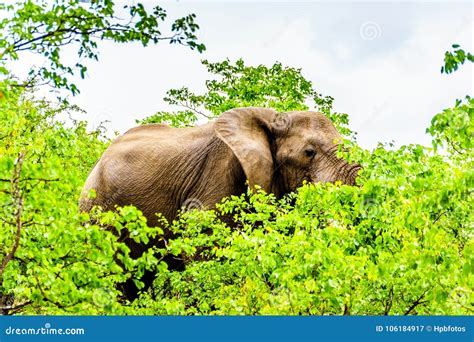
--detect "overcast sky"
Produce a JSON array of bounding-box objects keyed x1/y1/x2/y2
[{"x1": 14, "y1": 1, "x2": 473, "y2": 148}]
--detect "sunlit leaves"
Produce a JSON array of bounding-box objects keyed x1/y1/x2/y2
[
  {"x1": 427, "y1": 96, "x2": 473, "y2": 154},
  {"x1": 0, "y1": 0, "x2": 205, "y2": 95},
  {"x1": 1, "y1": 35, "x2": 472, "y2": 315},
  {"x1": 141, "y1": 145, "x2": 472, "y2": 315},
  {"x1": 137, "y1": 110, "x2": 198, "y2": 128},
  {"x1": 140, "y1": 59, "x2": 349, "y2": 135},
  {"x1": 441, "y1": 44, "x2": 474, "y2": 74}
]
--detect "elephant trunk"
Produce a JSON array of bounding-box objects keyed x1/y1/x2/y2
[
  {"x1": 342, "y1": 163, "x2": 362, "y2": 185},
  {"x1": 324, "y1": 153, "x2": 361, "y2": 186}
]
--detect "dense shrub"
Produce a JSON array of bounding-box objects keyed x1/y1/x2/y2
[{"x1": 0, "y1": 61, "x2": 472, "y2": 315}]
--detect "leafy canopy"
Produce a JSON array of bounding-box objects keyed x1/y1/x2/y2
[
  {"x1": 137, "y1": 59, "x2": 351, "y2": 136},
  {"x1": 0, "y1": 0, "x2": 205, "y2": 95}
]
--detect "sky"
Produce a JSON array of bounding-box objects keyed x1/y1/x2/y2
[{"x1": 13, "y1": 1, "x2": 474, "y2": 148}]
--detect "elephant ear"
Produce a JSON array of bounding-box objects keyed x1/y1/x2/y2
[{"x1": 215, "y1": 107, "x2": 277, "y2": 193}]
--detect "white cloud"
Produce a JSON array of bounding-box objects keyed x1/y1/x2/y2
[{"x1": 10, "y1": 2, "x2": 472, "y2": 149}]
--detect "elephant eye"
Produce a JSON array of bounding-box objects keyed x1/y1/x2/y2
[{"x1": 304, "y1": 148, "x2": 316, "y2": 158}]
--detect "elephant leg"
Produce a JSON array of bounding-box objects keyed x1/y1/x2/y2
[
  {"x1": 117, "y1": 270, "x2": 156, "y2": 302},
  {"x1": 117, "y1": 253, "x2": 185, "y2": 302}
]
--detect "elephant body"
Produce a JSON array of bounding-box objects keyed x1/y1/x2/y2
[
  {"x1": 80, "y1": 122, "x2": 246, "y2": 226},
  {"x1": 80, "y1": 107, "x2": 360, "y2": 300}
]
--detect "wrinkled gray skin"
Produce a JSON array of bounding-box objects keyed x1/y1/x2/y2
[{"x1": 79, "y1": 107, "x2": 360, "y2": 299}]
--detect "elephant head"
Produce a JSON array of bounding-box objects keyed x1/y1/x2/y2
[{"x1": 215, "y1": 107, "x2": 360, "y2": 196}]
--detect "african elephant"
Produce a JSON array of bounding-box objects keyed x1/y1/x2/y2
[{"x1": 79, "y1": 107, "x2": 360, "y2": 299}]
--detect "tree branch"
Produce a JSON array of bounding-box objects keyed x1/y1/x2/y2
[
  {"x1": 179, "y1": 101, "x2": 212, "y2": 119},
  {"x1": 384, "y1": 286, "x2": 394, "y2": 315},
  {"x1": 0, "y1": 300, "x2": 33, "y2": 315},
  {"x1": 0, "y1": 152, "x2": 25, "y2": 278},
  {"x1": 404, "y1": 288, "x2": 430, "y2": 315},
  {"x1": 0, "y1": 177, "x2": 58, "y2": 183}
]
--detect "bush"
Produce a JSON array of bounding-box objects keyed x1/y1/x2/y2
[{"x1": 0, "y1": 63, "x2": 472, "y2": 315}]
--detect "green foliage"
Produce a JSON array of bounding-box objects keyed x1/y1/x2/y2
[
  {"x1": 1, "y1": 78, "x2": 472, "y2": 315},
  {"x1": 441, "y1": 44, "x2": 474, "y2": 74},
  {"x1": 0, "y1": 0, "x2": 205, "y2": 95},
  {"x1": 0, "y1": 88, "x2": 106, "y2": 313},
  {"x1": 0, "y1": 26, "x2": 472, "y2": 313},
  {"x1": 129, "y1": 137, "x2": 472, "y2": 315},
  {"x1": 137, "y1": 110, "x2": 198, "y2": 128},
  {"x1": 426, "y1": 96, "x2": 473, "y2": 154},
  {"x1": 137, "y1": 59, "x2": 351, "y2": 136},
  {"x1": 0, "y1": 88, "x2": 168, "y2": 313}
]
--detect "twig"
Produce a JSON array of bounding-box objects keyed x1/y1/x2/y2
[
  {"x1": 0, "y1": 177, "x2": 59, "y2": 183},
  {"x1": 0, "y1": 152, "x2": 25, "y2": 277},
  {"x1": 0, "y1": 300, "x2": 33, "y2": 315},
  {"x1": 433, "y1": 211, "x2": 447, "y2": 224},
  {"x1": 404, "y1": 288, "x2": 430, "y2": 315},
  {"x1": 179, "y1": 101, "x2": 213, "y2": 119},
  {"x1": 384, "y1": 286, "x2": 394, "y2": 315},
  {"x1": 34, "y1": 276, "x2": 78, "y2": 309}
]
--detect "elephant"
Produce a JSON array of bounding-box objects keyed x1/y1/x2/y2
[{"x1": 79, "y1": 107, "x2": 360, "y2": 299}]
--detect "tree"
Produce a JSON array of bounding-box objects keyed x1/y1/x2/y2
[
  {"x1": 0, "y1": 0, "x2": 205, "y2": 95},
  {"x1": 0, "y1": 0, "x2": 204, "y2": 314},
  {"x1": 0, "y1": 88, "x2": 167, "y2": 314},
  {"x1": 137, "y1": 59, "x2": 351, "y2": 137}
]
